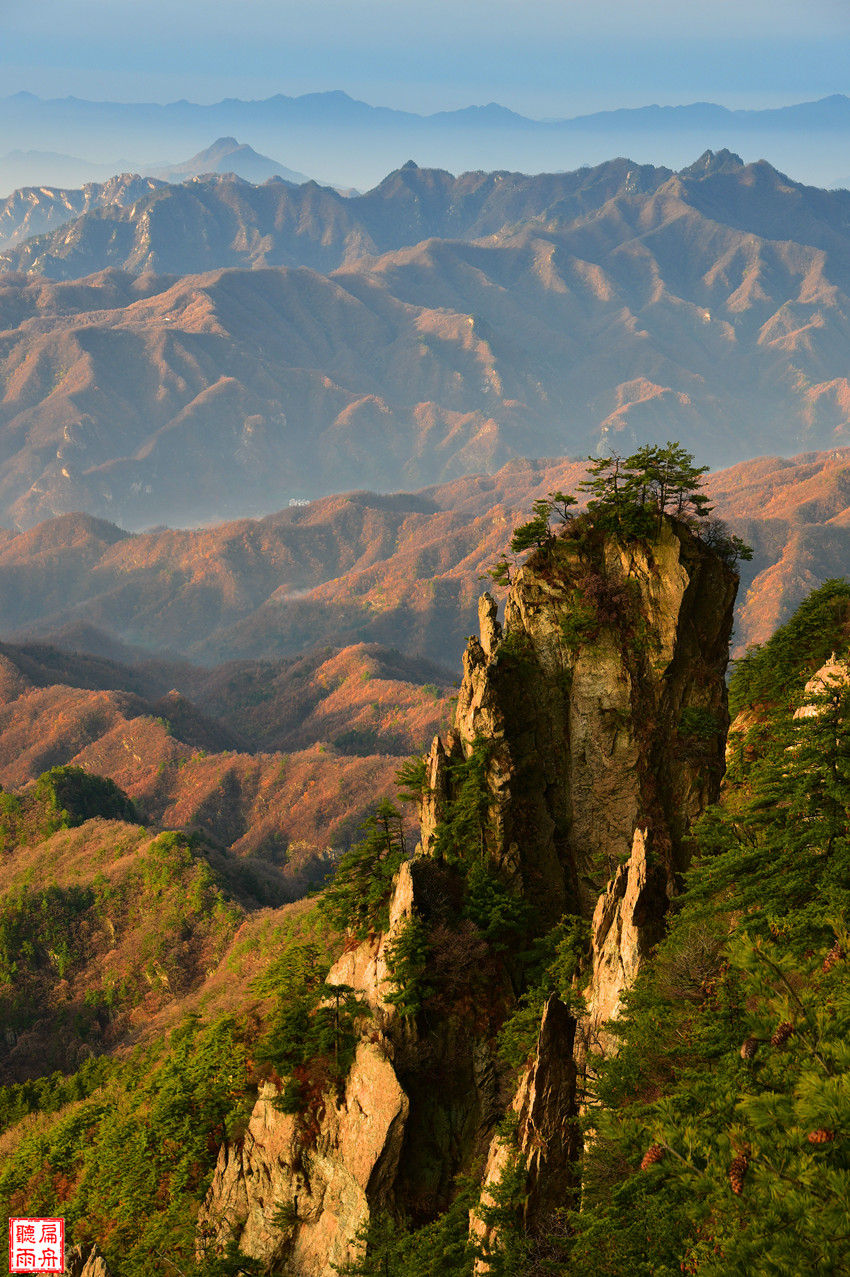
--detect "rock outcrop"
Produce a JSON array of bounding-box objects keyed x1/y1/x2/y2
[
  {"x1": 199, "y1": 514, "x2": 737, "y2": 1272},
  {"x1": 65, "y1": 1244, "x2": 113, "y2": 1277},
  {"x1": 471, "y1": 992, "x2": 579, "y2": 1267},
  {"x1": 441, "y1": 517, "x2": 737, "y2": 987},
  {"x1": 197, "y1": 1046, "x2": 408, "y2": 1275},
  {"x1": 795, "y1": 653, "x2": 850, "y2": 718},
  {"x1": 582, "y1": 825, "x2": 668, "y2": 1051},
  {"x1": 426, "y1": 516, "x2": 737, "y2": 1229}
]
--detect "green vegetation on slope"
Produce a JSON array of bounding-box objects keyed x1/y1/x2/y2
[
  {"x1": 0, "y1": 764, "x2": 136, "y2": 852},
  {"x1": 0, "y1": 901, "x2": 340, "y2": 1276},
  {"x1": 560, "y1": 579, "x2": 850, "y2": 1277},
  {"x1": 0, "y1": 1014, "x2": 260, "y2": 1276},
  {"x1": 339, "y1": 584, "x2": 850, "y2": 1276},
  {"x1": 0, "y1": 824, "x2": 241, "y2": 1044},
  {"x1": 729, "y1": 577, "x2": 850, "y2": 715}
]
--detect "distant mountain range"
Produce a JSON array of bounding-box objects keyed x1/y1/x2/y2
[
  {"x1": 4, "y1": 90, "x2": 850, "y2": 191},
  {"x1": 0, "y1": 137, "x2": 314, "y2": 208},
  {"x1": 1, "y1": 152, "x2": 850, "y2": 527}
]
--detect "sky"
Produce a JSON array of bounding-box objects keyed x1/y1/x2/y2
[{"x1": 1, "y1": 0, "x2": 849, "y2": 117}]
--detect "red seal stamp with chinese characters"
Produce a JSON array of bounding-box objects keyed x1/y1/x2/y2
[{"x1": 9, "y1": 1218, "x2": 65, "y2": 1273}]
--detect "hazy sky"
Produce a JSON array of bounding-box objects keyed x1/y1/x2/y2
[{"x1": 2, "y1": 0, "x2": 849, "y2": 115}]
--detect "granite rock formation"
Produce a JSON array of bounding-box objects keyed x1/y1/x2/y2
[
  {"x1": 199, "y1": 514, "x2": 738, "y2": 1271},
  {"x1": 65, "y1": 1244, "x2": 113, "y2": 1277}
]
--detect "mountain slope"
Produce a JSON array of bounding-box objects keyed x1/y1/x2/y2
[
  {"x1": 0, "y1": 636, "x2": 452, "y2": 880},
  {"x1": 2, "y1": 156, "x2": 850, "y2": 524},
  {"x1": 0, "y1": 449, "x2": 847, "y2": 671}
]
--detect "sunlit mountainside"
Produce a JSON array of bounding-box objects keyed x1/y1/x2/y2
[
  {"x1": 3, "y1": 109, "x2": 850, "y2": 1274},
  {"x1": 1, "y1": 153, "x2": 850, "y2": 529},
  {"x1": 0, "y1": 633, "x2": 452, "y2": 897},
  {"x1": 0, "y1": 448, "x2": 846, "y2": 668}
]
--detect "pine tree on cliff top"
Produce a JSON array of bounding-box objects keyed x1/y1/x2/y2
[
  {"x1": 578, "y1": 441, "x2": 712, "y2": 536},
  {"x1": 629, "y1": 441, "x2": 712, "y2": 521},
  {"x1": 494, "y1": 443, "x2": 741, "y2": 587}
]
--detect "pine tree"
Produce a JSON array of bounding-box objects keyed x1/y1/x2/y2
[
  {"x1": 576, "y1": 443, "x2": 714, "y2": 538},
  {"x1": 384, "y1": 915, "x2": 433, "y2": 1019},
  {"x1": 692, "y1": 669, "x2": 850, "y2": 951},
  {"x1": 433, "y1": 742, "x2": 491, "y2": 865},
  {"x1": 577, "y1": 453, "x2": 652, "y2": 537},
  {"x1": 493, "y1": 490, "x2": 576, "y2": 582},
  {"x1": 509, "y1": 498, "x2": 559, "y2": 555},
  {"x1": 624, "y1": 441, "x2": 712, "y2": 524},
  {"x1": 320, "y1": 799, "x2": 407, "y2": 938}
]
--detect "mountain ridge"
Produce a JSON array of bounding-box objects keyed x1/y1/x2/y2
[
  {"x1": 0, "y1": 447, "x2": 846, "y2": 672},
  {"x1": 2, "y1": 155, "x2": 850, "y2": 529},
  {"x1": 4, "y1": 91, "x2": 850, "y2": 191},
  {"x1": 7, "y1": 88, "x2": 850, "y2": 131}
]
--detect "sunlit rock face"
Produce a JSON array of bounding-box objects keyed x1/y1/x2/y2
[
  {"x1": 201, "y1": 514, "x2": 737, "y2": 1271},
  {"x1": 197, "y1": 1049, "x2": 409, "y2": 1276},
  {"x1": 445, "y1": 516, "x2": 737, "y2": 929},
  {"x1": 66, "y1": 1244, "x2": 113, "y2": 1277},
  {"x1": 424, "y1": 514, "x2": 737, "y2": 1220}
]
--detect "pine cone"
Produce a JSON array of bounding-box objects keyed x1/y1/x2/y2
[
  {"x1": 641, "y1": 1144, "x2": 665, "y2": 1169},
  {"x1": 807, "y1": 1128, "x2": 836, "y2": 1144},
  {"x1": 740, "y1": 1037, "x2": 758, "y2": 1060},
  {"x1": 729, "y1": 1152, "x2": 749, "y2": 1195},
  {"x1": 770, "y1": 1021, "x2": 794, "y2": 1048},
  {"x1": 822, "y1": 943, "x2": 846, "y2": 973}
]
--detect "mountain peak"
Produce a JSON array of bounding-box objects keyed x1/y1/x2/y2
[
  {"x1": 679, "y1": 148, "x2": 745, "y2": 177},
  {"x1": 148, "y1": 138, "x2": 310, "y2": 186}
]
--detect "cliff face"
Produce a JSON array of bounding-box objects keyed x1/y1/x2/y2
[
  {"x1": 199, "y1": 858, "x2": 507, "y2": 1273},
  {"x1": 196, "y1": 1048, "x2": 408, "y2": 1275},
  {"x1": 197, "y1": 865, "x2": 414, "y2": 1274},
  {"x1": 428, "y1": 517, "x2": 735, "y2": 930},
  {"x1": 200, "y1": 515, "x2": 737, "y2": 1272}
]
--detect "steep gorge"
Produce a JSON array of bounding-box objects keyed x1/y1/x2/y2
[{"x1": 200, "y1": 513, "x2": 738, "y2": 1273}]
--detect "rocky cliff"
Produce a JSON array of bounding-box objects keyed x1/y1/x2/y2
[
  {"x1": 199, "y1": 514, "x2": 737, "y2": 1272},
  {"x1": 196, "y1": 1048, "x2": 408, "y2": 1275},
  {"x1": 427, "y1": 517, "x2": 736, "y2": 1017}
]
